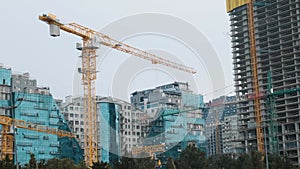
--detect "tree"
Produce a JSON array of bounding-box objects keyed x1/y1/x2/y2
[
  {"x1": 268, "y1": 153, "x2": 300, "y2": 169},
  {"x1": 165, "y1": 157, "x2": 176, "y2": 169},
  {"x1": 0, "y1": 155, "x2": 16, "y2": 169},
  {"x1": 44, "y1": 158, "x2": 77, "y2": 169},
  {"x1": 206, "y1": 154, "x2": 236, "y2": 169},
  {"x1": 92, "y1": 161, "x2": 111, "y2": 169},
  {"x1": 234, "y1": 151, "x2": 264, "y2": 169},
  {"x1": 76, "y1": 161, "x2": 89, "y2": 169},
  {"x1": 114, "y1": 156, "x2": 155, "y2": 169},
  {"x1": 175, "y1": 145, "x2": 208, "y2": 169},
  {"x1": 27, "y1": 154, "x2": 38, "y2": 169}
]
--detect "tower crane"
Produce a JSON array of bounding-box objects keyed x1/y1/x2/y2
[
  {"x1": 39, "y1": 13, "x2": 196, "y2": 167},
  {"x1": 226, "y1": 0, "x2": 264, "y2": 155},
  {"x1": 266, "y1": 71, "x2": 300, "y2": 154},
  {"x1": 228, "y1": 0, "x2": 264, "y2": 154},
  {"x1": 0, "y1": 115, "x2": 74, "y2": 160},
  {"x1": 247, "y1": 0, "x2": 264, "y2": 154}
]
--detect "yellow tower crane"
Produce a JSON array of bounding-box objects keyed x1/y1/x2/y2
[
  {"x1": 0, "y1": 115, "x2": 75, "y2": 160},
  {"x1": 247, "y1": 0, "x2": 264, "y2": 154},
  {"x1": 226, "y1": 0, "x2": 264, "y2": 154},
  {"x1": 39, "y1": 13, "x2": 196, "y2": 167}
]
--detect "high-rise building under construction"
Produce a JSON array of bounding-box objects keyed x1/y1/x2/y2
[{"x1": 227, "y1": 0, "x2": 300, "y2": 165}]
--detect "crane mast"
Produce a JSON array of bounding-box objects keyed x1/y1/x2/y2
[
  {"x1": 247, "y1": 1, "x2": 264, "y2": 154},
  {"x1": 39, "y1": 13, "x2": 196, "y2": 167},
  {"x1": 81, "y1": 39, "x2": 98, "y2": 165}
]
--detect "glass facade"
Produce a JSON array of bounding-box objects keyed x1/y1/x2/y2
[{"x1": 99, "y1": 102, "x2": 120, "y2": 164}]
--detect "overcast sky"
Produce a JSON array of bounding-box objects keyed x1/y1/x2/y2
[{"x1": 0, "y1": 0, "x2": 233, "y2": 102}]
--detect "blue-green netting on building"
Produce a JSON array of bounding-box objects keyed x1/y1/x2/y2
[
  {"x1": 0, "y1": 67, "x2": 11, "y2": 130},
  {"x1": 0, "y1": 68, "x2": 12, "y2": 86},
  {"x1": 13, "y1": 92, "x2": 83, "y2": 165},
  {"x1": 0, "y1": 67, "x2": 82, "y2": 165},
  {"x1": 99, "y1": 102, "x2": 120, "y2": 164},
  {"x1": 145, "y1": 109, "x2": 206, "y2": 158},
  {"x1": 144, "y1": 93, "x2": 206, "y2": 160},
  {"x1": 182, "y1": 92, "x2": 204, "y2": 108}
]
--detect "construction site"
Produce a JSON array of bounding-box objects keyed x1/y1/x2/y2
[{"x1": 0, "y1": 0, "x2": 300, "y2": 168}]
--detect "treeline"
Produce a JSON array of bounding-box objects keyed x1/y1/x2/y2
[
  {"x1": 166, "y1": 146, "x2": 300, "y2": 169},
  {"x1": 1, "y1": 146, "x2": 299, "y2": 169}
]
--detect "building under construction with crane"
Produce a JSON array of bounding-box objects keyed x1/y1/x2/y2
[
  {"x1": 227, "y1": 0, "x2": 300, "y2": 165},
  {"x1": 39, "y1": 12, "x2": 197, "y2": 167}
]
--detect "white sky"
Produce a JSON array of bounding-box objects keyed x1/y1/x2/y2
[{"x1": 0, "y1": 0, "x2": 233, "y2": 102}]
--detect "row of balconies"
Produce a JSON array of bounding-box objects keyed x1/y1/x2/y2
[
  {"x1": 255, "y1": 15, "x2": 299, "y2": 35},
  {"x1": 256, "y1": 25, "x2": 299, "y2": 41}
]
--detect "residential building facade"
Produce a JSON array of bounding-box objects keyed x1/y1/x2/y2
[{"x1": 205, "y1": 96, "x2": 241, "y2": 156}]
